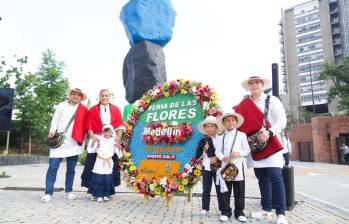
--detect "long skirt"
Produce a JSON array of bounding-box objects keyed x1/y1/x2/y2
[
  {"x1": 81, "y1": 153, "x2": 121, "y2": 188},
  {"x1": 88, "y1": 173, "x2": 115, "y2": 198}
]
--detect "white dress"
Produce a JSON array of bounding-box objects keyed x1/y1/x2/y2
[{"x1": 87, "y1": 136, "x2": 123, "y2": 175}]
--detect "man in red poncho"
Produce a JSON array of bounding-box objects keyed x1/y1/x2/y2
[
  {"x1": 234, "y1": 76, "x2": 288, "y2": 224},
  {"x1": 42, "y1": 88, "x2": 88, "y2": 203}
]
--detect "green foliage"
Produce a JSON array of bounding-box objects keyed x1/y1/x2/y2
[
  {"x1": 320, "y1": 56, "x2": 349, "y2": 114},
  {"x1": 0, "y1": 50, "x2": 69, "y2": 152}
]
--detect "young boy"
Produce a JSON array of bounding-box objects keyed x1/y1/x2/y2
[
  {"x1": 195, "y1": 116, "x2": 223, "y2": 215},
  {"x1": 216, "y1": 111, "x2": 250, "y2": 222}
]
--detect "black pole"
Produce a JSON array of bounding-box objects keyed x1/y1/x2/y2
[{"x1": 272, "y1": 63, "x2": 279, "y2": 97}]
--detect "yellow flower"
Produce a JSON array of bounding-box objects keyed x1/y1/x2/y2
[
  {"x1": 180, "y1": 89, "x2": 187, "y2": 95},
  {"x1": 124, "y1": 152, "x2": 131, "y2": 158},
  {"x1": 178, "y1": 185, "x2": 184, "y2": 192},
  {"x1": 154, "y1": 188, "x2": 161, "y2": 195},
  {"x1": 164, "y1": 92, "x2": 170, "y2": 97},
  {"x1": 194, "y1": 169, "x2": 201, "y2": 176},
  {"x1": 161, "y1": 192, "x2": 167, "y2": 198},
  {"x1": 182, "y1": 178, "x2": 189, "y2": 186},
  {"x1": 129, "y1": 165, "x2": 137, "y2": 172},
  {"x1": 145, "y1": 98, "x2": 151, "y2": 104},
  {"x1": 133, "y1": 186, "x2": 139, "y2": 191}
]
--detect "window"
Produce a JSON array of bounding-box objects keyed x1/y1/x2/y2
[
  {"x1": 297, "y1": 32, "x2": 322, "y2": 44},
  {"x1": 297, "y1": 42, "x2": 322, "y2": 54},
  {"x1": 296, "y1": 22, "x2": 321, "y2": 35},
  {"x1": 299, "y1": 62, "x2": 323, "y2": 73},
  {"x1": 295, "y1": 12, "x2": 320, "y2": 25},
  {"x1": 298, "y1": 51, "x2": 324, "y2": 64}
]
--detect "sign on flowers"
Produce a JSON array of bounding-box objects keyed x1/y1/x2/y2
[{"x1": 120, "y1": 80, "x2": 221, "y2": 200}]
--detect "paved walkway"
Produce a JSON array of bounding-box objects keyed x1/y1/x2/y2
[{"x1": 0, "y1": 162, "x2": 348, "y2": 223}]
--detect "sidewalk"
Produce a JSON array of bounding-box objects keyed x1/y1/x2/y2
[{"x1": 0, "y1": 162, "x2": 348, "y2": 223}]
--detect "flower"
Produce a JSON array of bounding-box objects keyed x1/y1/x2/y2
[
  {"x1": 164, "y1": 92, "x2": 170, "y2": 97},
  {"x1": 194, "y1": 169, "x2": 201, "y2": 176},
  {"x1": 154, "y1": 188, "x2": 161, "y2": 195},
  {"x1": 178, "y1": 184, "x2": 184, "y2": 192},
  {"x1": 159, "y1": 177, "x2": 168, "y2": 187},
  {"x1": 124, "y1": 152, "x2": 131, "y2": 158},
  {"x1": 182, "y1": 178, "x2": 189, "y2": 186},
  {"x1": 129, "y1": 165, "x2": 137, "y2": 172},
  {"x1": 180, "y1": 89, "x2": 187, "y2": 95}
]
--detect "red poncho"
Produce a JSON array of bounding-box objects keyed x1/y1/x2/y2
[
  {"x1": 87, "y1": 103, "x2": 125, "y2": 134},
  {"x1": 234, "y1": 97, "x2": 283, "y2": 161},
  {"x1": 71, "y1": 103, "x2": 89, "y2": 145}
]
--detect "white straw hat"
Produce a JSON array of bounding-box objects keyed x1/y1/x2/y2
[
  {"x1": 241, "y1": 76, "x2": 271, "y2": 91},
  {"x1": 197, "y1": 116, "x2": 223, "y2": 135},
  {"x1": 67, "y1": 88, "x2": 87, "y2": 101},
  {"x1": 217, "y1": 110, "x2": 244, "y2": 129}
]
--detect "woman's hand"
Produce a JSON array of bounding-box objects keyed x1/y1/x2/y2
[{"x1": 115, "y1": 138, "x2": 122, "y2": 149}]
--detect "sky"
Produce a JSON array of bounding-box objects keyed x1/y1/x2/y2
[{"x1": 0, "y1": 0, "x2": 306, "y2": 112}]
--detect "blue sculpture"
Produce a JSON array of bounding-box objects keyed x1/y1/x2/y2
[{"x1": 120, "y1": 0, "x2": 176, "y2": 47}]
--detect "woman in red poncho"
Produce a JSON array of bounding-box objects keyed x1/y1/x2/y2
[{"x1": 81, "y1": 89, "x2": 125, "y2": 194}]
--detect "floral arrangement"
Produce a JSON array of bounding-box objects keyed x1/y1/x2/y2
[
  {"x1": 142, "y1": 122, "x2": 194, "y2": 144},
  {"x1": 119, "y1": 80, "x2": 222, "y2": 201}
]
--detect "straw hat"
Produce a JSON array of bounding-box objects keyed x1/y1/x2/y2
[
  {"x1": 197, "y1": 116, "x2": 223, "y2": 135},
  {"x1": 67, "y1": 88, "x2": 87, "y2": 101},
  {"x1": 217, "y1": 110, "x2": 244, "y2": 129},
  {"x1": 241, "y1": 76, "x2": 271, "y2": 91}
]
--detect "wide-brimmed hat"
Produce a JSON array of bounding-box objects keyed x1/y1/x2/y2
[
  {"x1": 198, "y1": 116, "x2": 223, "y2": 135},
  {"x1": 241, "y1": 76, "x2": 271, "y2": 91},
  {"x1": 217, "y1": 110, "x2": 244, "y2": 129},
  {"x1": 67, "y1": 88, "x2": 87, "y2": 101}
]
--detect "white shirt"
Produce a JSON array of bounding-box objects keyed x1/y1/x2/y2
[
  {"x1": 100, "y1": 104, "x2": 111, "y2": 125},
  {"x1": 281, "y1": 136, "x2": 292, "y2": 155},
  {"x1": 246, "y1": 93, "x2": 287, "y2": 168},
  {"x1": 49, "y1": 102, "x2": 83, "y2": 158},
  {"x1": 215, "y1": 129, "x2": 250, "y2": 181},
  {"x1": 87, "y1": 136, "x2": 123, "y2": 175}
]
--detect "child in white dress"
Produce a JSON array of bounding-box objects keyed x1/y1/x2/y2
[{"x1": 87, "y1": 125, "x2": 123, "y2": 202}]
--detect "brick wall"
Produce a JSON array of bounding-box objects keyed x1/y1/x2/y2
[{"x1": 289, "y1": 115, "x2": 349, "y2": 163}]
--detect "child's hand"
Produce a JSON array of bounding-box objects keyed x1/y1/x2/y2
[
  {"x1": 210, "y1": 156, "x2": 218, "y2": 164},
  {"x1": 204, "y1": 141, "x2": 209, "y2": 151},
  {"x1": 229, "y1": 152, "x2": 240, "y2": 159},
  {"x1": 222, "y1": 156, "x2": 231, "y2": 163}
]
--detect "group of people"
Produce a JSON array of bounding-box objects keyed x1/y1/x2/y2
[
  {"x1": 42, "y1": 76, "x2": 290, "y2": 224},
  {"x1": 194, "y1": 76, "x2": 289, "y2": 224},
  {"x1": 42, "y1": 88, "x2": 125, "y2": 203}
]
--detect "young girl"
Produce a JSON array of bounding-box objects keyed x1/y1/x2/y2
[
  {"x1": 87, "y1": 124, "x2": 123, "y2": 202},
  {"x1": 195, "y1": 116, "x2": 223, "y2": 215},
  {"x1": 216, "y1": 111, "x2": 250, "y2": 223}
]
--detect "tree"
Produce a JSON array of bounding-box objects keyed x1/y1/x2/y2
[
  {"x1": 0, "y1": 50, "x2": 69, "y2": 154},
  {"x1": 32, "y1": 50, "x2": 69, "y2": 144},
  {"x1": 320, "y1": 56, "x2": 349, "y2": 114}
]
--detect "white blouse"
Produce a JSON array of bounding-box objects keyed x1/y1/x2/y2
[{"x1": 100, "y1": 104, "x2": 111, "y2": 125}]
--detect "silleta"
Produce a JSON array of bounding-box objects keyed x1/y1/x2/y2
[{"x1": 143, "y1": 126, "x2": 181, "y2": 136}]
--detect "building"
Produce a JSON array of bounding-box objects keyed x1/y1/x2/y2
[{"x1": 279, "y1": 0, "x2": 349, "y2": 123}]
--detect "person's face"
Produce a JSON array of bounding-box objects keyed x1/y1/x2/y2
[
  {"x1": 99, "y1": 90, "x2": 110, "y2": 105},
  {"x1": 248, "y1": 79, "x2": 264, "y2": 95},
  {"x1": 103, "y1": 130, "x2": 113, "y2": 139},
  {"x1": 204, "y1": 123, "x2": 218, "y2": 136},
  {"x1": 69, "y1": 91, "x2": 82, "y2": 104},
  {"x1": 223, "y1": 116, "x2": 238, "y2": 131}
]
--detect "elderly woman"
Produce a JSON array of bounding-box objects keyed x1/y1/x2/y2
[{"x1": 81, "y1": 89, "x2": 125, "y2": 195}]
